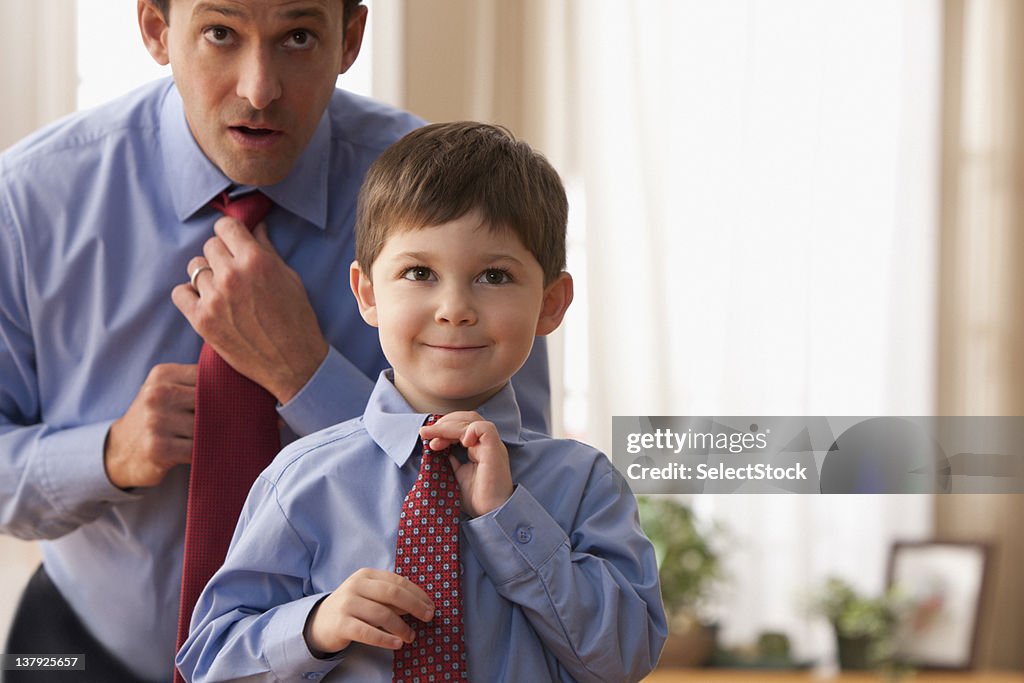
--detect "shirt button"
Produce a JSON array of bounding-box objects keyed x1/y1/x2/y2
[{"x1": 516, "y1": 525, "x2": 533, "y2": 543}]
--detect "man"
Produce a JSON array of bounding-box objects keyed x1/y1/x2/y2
[{"x1": 0, "y1": 2, "x2": 549, "y2": 681}]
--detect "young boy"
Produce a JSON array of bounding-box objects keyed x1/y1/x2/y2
[{"x1": 176, "y1": 122, "x2": 667, "y2": 682}]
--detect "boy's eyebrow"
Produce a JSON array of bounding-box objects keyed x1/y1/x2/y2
[
  {"x1": 392, "y1": 251, "x2": 526, "y2": 266},
  {"x1": 481, "y1": 254, "x2": 527, "y2": 266}
]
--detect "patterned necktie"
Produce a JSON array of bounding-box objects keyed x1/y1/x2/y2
[
  {"x1": 393, "y1": 414, "x2": 468, "y2": 682},
  {"x1": 174, "y1": 191, "x2": 279, "y2": 683}
]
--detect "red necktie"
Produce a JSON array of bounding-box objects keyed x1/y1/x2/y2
[
  {"x1": 174, "y1": 191, "x2": 279, "y2": 682},
  {"x1": 393, "y1": 415, "x2": 467, "y2": 682}
]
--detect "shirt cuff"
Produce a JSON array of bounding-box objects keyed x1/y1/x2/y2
[
  {"x1": 264, "y1": 593, "x2": 344, "y2": 681},
  {"x1": 277, "y1": 346, "x2": 372, "y2": 437},
  {"x1": 462, "y1": 485, "x2": 568, "y2": 585},
  {"x1": 37, "y1": 420, "x2": 141, "y2": 518}
]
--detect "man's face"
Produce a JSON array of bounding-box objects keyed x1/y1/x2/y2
[
  {"x1": 141, "y1": 0, "x2": 362, "y2": 185},
  {"x1": 351, "y1": 213, "x2": 569, "y2": 415}
]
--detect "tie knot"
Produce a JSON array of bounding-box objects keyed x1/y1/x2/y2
[{"x1": 210, "y1": 191, "x2": 274, "y2": 230}]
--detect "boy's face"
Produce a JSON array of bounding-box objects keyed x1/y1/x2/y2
[{"x1": 351, "y1": 212, "x2": 572, "y2": 414}]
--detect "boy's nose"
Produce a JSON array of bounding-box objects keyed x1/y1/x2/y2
[
  {"x1": 434, "y1": 288, "x2": 477, "y2": 326},
  {"x1": 235, "y1": 48, "x2": 282, "y2": 110}
]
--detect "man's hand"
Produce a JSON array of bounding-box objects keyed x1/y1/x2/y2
[
  {"x1": 171, "y1": 217, "x2": 329, "y2": 405},
  {"x1": 420, "y1": 412, "x2": 514, "y2": 518},
  {"x1": 304, "y1": 568, "x2": 435, "y2": 655},
  {"x1": 104, "y1": 363, "x2": 197, "y2": 489}
]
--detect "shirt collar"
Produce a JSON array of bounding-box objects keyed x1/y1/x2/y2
[
  {"x1": 363, "y1": 370, "x2": 525, "y2": 468},
  {"x1": 159, "y1": 83, "x2": 330, "y2": 229}
]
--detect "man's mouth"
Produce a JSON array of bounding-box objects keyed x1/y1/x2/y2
[
  {"x1": 228, "y1": 125, "x2": 284, "y2": 149},
  {"x1": 231, "y1": 125, "x2": 279, "y2": 137}
]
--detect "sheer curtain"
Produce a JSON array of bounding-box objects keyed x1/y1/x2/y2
[
  {"x1": 0, "y1": 0, "x2": 76, "y2": 645},
  {"x1": 400, "y1": 0, "x2": 941, "y2": 660},
  {"x1": 936, "y1": 0, "x2": 1024, "y2": 668},
  {"x1": 564, "y1": 0, "x2": 941, "y2": 658}
]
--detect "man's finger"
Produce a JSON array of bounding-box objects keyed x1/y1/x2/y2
[
  {"x1": 171, "y1": 282, "x2": 200, "y2": 319},
  {"x1": 202, "y1": 235, "x2": 233, "y2": 272},
  {"x1": 252, "y1": 222, "x2": 277, "y2": 251},
  {"x1": 213, "y1": 215, "x2": 257, "y2": 253},
  {"x1": 166, "y1": 436, "x2": 194, "y2": 465},
  {"x1": 165, "y1": 363, "x2": 199, "y2": 387}
]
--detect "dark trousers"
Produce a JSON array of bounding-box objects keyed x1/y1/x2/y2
[{"x1": 3, "y1": 565, "x2": 149, "y2": 683}]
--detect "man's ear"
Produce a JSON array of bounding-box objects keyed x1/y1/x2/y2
[
  {"x1": 339, "y1": 5, "x2": 369, "y2": 74},
  {"x1": 350, "y1": 261, "x2": 379, "y2": 327},
  {"x1": 138, "y1": 0, "x2": 171, "y2": 66},
  {"x1": 535, "y1": 272, "x2": 574, "y2": 336}
]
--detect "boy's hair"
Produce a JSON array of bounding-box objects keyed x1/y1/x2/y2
[
  {"x1": 152, "y1": 0, "x2": 362, "y2": 26},
  {"x1": 355, "y1": 122, "x2": 568, "y2": 284}
]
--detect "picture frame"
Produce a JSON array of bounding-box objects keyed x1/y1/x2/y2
[{"x1": 886, "y1": 541, "x2": 990, "y2": 670}]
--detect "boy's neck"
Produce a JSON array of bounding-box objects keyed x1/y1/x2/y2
[{"x1": 389, "y1": 372, "x2": 509, "y2": 416}]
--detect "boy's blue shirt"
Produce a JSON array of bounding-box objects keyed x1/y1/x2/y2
[{"x1": 177, "y1": 370, "x2": 667, "y2": 682}]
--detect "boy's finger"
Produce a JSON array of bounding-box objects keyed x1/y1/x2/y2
[
  {"x1": 359, "y1": 573, "x2": 434, "y2": 621},
  {"x1": 343, "y1": 616, "x2": 406, "y2": 650},
  {"x1": 419, "y1": 422, "x2": 467, "y2": 441},
  {"x1": 426, "y1": 436, "x2": 459, "y2": 452},
  {"x1": 345, "y1": 596, "x2": 417, "y2": 644}
]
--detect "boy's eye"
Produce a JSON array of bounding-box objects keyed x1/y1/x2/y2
[
  {"x1": 477, "y1": 269, "x2": 512, "y2": 285},
  {"x1": 401, "y1": 266, "x2": 435, "y2": 281}
]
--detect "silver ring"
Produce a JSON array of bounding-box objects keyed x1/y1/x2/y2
[{"x1": 189, "y1": 265, "x2": 213, "y2": 292}]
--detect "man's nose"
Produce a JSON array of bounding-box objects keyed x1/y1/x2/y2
[
  {"x1": 435, "y1": 286, "x2": 478, "y2": 326},
  {"x1": 235, "y1": 47, "x2": 282, "y2": 110}
]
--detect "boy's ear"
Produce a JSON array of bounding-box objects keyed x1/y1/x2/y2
[
  {"x1": 138, "y1": 1, "x2": 171, "y2": 66},
  {"x1": 535, "y1": 272, "x2": 574, "y2": 336},
  {"x1": 349, "y1": 261, "x2": 379, "y2": 327}
]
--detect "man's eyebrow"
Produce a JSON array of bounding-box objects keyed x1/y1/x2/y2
[
  {"x1": 279, "y1": 6, "x2": 330, "y2": 23},
  {"x1": 192, "y1": 2, "x2": 246, "y2": 19},
  {"x1": 190, "y1": 2, "x2": 330, "y2": 23}
]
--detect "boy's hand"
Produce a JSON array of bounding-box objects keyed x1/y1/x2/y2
[
  {"x1": 304, "y1": 568, "x2": 435, "y2": 656},
  {"x1": 420, "y1": 412, "x2": 513, "y2": 518}
]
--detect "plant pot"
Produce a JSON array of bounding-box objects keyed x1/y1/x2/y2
[
  {"x1": 657, "y1": 621, "x2": 717, "y2": 668},
  {"x1": 836, "y1": 634, "x2": 875, "y2": 670}
]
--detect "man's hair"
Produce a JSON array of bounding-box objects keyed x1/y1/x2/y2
[
  {"x1": 152, "y1": 0, "x2": 363, "y2": 26},
  {"x1": 356, "y1": 122, "x2": 568, "y2": 284}
]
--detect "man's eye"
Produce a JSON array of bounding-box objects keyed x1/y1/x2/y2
[
  {"x1": 203, "y1": 26, "x2": 234, "y2": 46},
  {"x1": 478, "y1": 269, "x2": 512, "y2": 285},
  {"x1": 402, "y1": 267, "x2": 434, "y2": 281},
  {"x1": 284, "y1": 30, "x2": 318, "y2": 50}
]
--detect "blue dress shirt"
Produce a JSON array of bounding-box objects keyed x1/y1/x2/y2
[
  {"x1": 0, "y1": 78, "x2": 551, "y2": 681},
  {"x1": 176, "y1": 371, "x2": 666, "y2": 682}
]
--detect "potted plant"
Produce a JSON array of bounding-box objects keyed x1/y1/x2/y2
[
  {"x1": 637, "y1": 496, "x2": 724, "y2": 667},
  {"x1": 809, "y1": 577, "x2": 909, "y2": 672}
]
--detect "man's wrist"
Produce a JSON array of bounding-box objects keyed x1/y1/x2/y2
[{"x1": 271, "y1": 340, "x2": 329, "y2": 405}]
